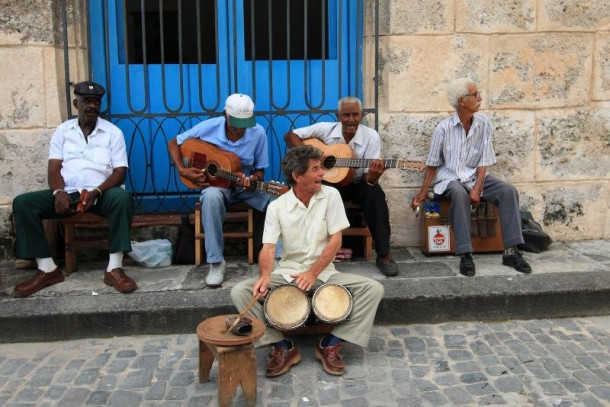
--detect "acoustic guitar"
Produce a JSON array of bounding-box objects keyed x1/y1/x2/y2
[
  {"x1": 179, "y1": 139, "x2": 289, "y2": 197},
  {"x1": 303, "y1": 138, "x2": 425, "y2": 185}
]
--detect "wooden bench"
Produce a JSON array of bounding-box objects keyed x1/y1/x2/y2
[
  {"x1": 342, "y1": 202, "x2": 373, "y2": 260},
  {"x1": 60, "y1": 212, "x2": 191, "y2": 275},
  {"x1": 60, "y1": 202, "x2": 256, "y2": 274}
]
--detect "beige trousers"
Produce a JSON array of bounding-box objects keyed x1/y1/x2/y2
[{"x1": 231, "y1": 272, "x2": 384, "y2": 348}]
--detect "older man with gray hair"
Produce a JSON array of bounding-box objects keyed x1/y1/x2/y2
[{"x1": 411, "y1": 78, "x2": 531, "y2": 277}]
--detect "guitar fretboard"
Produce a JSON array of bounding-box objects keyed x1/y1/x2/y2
[
  {"x1": 332, "y1": 158, "x2": 423, "y2": 171},
  {"x1": 214, "y1": 169, "x2": 268, "y2": 193}
]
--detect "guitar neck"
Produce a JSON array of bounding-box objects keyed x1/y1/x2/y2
[
  {"x1": 332, "y1": 158, "x2": 418, "y2": 170},
  {"x1": 214, "y1": 169, "x2": 267, "y2": 192}
]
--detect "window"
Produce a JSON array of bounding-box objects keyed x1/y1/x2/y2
[
  {"x1": 243, "y1": 0, "x2": 331, "y2": 60},
  {"x1": 121, "y1": 0, "x2": 216, "y2": 64}
]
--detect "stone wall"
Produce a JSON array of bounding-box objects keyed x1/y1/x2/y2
[
  {"x1": 0, "y1": 0, "x2": 88, "y2": 258},
  {"x1": 0, "y1": 0, "x2": 608, "y2": 258},
  {"x1": 365, "y1": 0, "x2": 610, "y2": 247}
]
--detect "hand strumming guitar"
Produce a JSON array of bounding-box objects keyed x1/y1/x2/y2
[{"x1": 179, "y1": 167, "x2": 209, "y2": 188}]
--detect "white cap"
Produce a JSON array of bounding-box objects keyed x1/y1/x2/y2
[{"x1": 225, "y1": 94, "x2": 256, "y2": 128}]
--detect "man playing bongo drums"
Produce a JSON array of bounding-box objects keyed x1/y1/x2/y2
[{"x1": 231, "y1": 145, "x2": 384, "y2": 377}]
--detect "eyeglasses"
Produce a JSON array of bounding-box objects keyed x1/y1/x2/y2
[{"x1": 463, "y1": 91, "x2": 480, "y2": 99}]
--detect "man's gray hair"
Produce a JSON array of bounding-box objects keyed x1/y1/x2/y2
[
  {"x1": 282, "y1": 145, "x2": 322, "y2": 186},
  {"x1": 447, "y1": 78, "x2": 475, "y2": 109},
  {"x1": 337, "y1": 96, "x2": 363, "y2": 113}
]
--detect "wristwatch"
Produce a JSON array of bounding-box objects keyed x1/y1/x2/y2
[{"x1": 52, "y1": 189, "x2": 65, "y2": 196}]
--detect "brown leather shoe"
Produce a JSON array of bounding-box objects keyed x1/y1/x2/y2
[
  {"x1": 104, "y1": 268, "x2": 137, "y2": 293},
  {"x1": 315, "y1": 340, "x2": 346, "y2": 375},
  {"x1": 14, "y1": 268, "x2": 64, "y2": 297},
  {"x1": 266, "y1": 345, "x2": 301, "y2": 377}
]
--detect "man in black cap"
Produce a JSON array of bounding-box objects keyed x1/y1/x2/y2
[{"x1": 12, "y1": 81, "x2": 137, "y2": 297}]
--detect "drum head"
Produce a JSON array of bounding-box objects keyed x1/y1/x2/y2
[
  {"x1": 264, "y1": 285, "x2": 310, "y2": 330},
  {"x1": 312, "y1": 284, "x2": 353, "y2": 324}
]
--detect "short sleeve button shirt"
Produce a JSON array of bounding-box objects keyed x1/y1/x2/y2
[
  {"x1": 263, "y1": 185, "x2": 350, "y2": 283},
  {"x1": 427, "y1": 113, "x2": 497, "y2": 195},
  {"x1": 176, "y1": 116, "x2": 269, "y2": 175},
  {"x1": 293, "y1": 122, "x2": 381, "y2": 182},
  {"x1": 48, "y1": 117, "x2": 129, "y2": 193}
]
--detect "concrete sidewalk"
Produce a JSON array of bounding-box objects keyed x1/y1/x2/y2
[{"x1": 1, "y1": 240, "x2": 610, "y2": 343}]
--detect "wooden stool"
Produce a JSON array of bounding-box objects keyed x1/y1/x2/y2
[
  {"x1": 194, "y1": 202, "x2": 255, "y2": 265},
  {"x1": 343, "y1": 202, "x2": 373, "y2": 260},
  {"x1": 197, "y1": 315, "x2": 266, "y2": 407}
]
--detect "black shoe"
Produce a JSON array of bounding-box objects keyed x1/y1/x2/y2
[
  {"x1": 376, "y1": 257, "x2": 399, "y2": 276},
  {"x1": 459, "y1": 253, "x2": 476, "y2": 277},
  {"x1": 502, "y1": 251, "x2": 532, "y2": 274}
]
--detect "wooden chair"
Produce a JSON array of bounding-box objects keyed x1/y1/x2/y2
[
  {"x1": 194, "y1": 201, "x2": 255, "y2": 265},
  {"x1": 342, "y1": 202, "x2": 373, "y2": 260}
]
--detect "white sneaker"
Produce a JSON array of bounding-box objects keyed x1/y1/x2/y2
[{"x1": 206, "y1": 260, "x2": 226, "y2": 287}]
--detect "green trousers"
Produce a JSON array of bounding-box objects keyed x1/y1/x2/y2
[{"x1": 13, "y1": 188, "x2": 133, "y2": 259}]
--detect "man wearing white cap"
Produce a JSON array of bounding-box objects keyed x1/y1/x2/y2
[{"x1": 168, "y1": 94, "x2": 272, "y2": 287}]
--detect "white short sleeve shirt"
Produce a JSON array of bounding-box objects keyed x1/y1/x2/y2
[
  {"x1": 48, "y1": 117, "x2": 128, "y2": 193},
  {"x1": 263, "y1": 185, "x2": 350, "y2": 282},
  {"x1": 293, "y1": 122, "x2": 381, "y2": 182}
]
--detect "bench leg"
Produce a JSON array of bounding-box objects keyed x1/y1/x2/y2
[
  {"x1": 247, "y1": 209, "x2": 254, "y2": 265},
  {"x1": 195, "y1": 207, "x2": 203, "y2": 266},
  {"x1": 63, "y1": 223, "x2": 77, "y2": 276},
  {"x1": 364, "y1": 235, "x2": 373, "y2": 261}
]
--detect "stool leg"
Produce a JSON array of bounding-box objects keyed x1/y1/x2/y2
[
  {"x1": 217, "y1": 345, "x2": 257, "y2": 407},
  {"x1": 239, "y1": 345, "x2": 258, "y2": 406},
  {"x1": 199, "y1": 340, "x2": 214, "y2": 382}
]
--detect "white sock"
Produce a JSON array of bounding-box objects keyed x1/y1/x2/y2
[
  {"x1": 106, "y1": 252, "x2": 124, "y2": 272},
  {"x1": 36, "y1": 258, "x2": 58, "y2": 273}
]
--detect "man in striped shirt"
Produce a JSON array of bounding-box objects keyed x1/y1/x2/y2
[{"x1": 411, "y1": 78, "x2": 531, "y2": 277}]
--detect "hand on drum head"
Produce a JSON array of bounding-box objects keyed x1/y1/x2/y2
[{"x1": 290, "y1": 270, "x2": 317, "y2": 292}]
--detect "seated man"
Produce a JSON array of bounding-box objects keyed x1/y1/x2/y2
[
  {"x1": 284, "y1": 97, "x2": 399, "y2": 276},
  {"x1": 13, "y1": 81, "x2": 136, "y2": 297},
  {"x1": 168, "y1": 94, "x2": 273, "y2": 287},
  {"x1": 411, "y1": 78, "x2": 532, "y2": 277},
  {"x1": 231, "y1": 145, "x2": 384, "y2": 377}
]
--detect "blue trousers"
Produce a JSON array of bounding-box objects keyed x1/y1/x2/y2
[{"x1": 200, "y1": 187, "x2": 274, "y2": 263}]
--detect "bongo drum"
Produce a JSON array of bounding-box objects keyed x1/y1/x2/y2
[
  {"x1": 264, "y1": 285, "x2": 310, "y2": 330},
  {"x1": 312, "y1": 284, "x2": 353, "y2": 324}
]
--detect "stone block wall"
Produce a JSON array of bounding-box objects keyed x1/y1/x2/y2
[
  {"x1": 366, "y1": 0, "x2": 610, "y2": 247},
  {"x1": 0, "y1": 0, "x2": 608, "y2": 258},
  {"x1": 0, "y1": 0, "x2": 87, "y2": 258}
]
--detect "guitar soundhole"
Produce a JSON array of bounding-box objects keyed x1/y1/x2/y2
[
  {"x1": 207, "y1": 163, "x2": 218, "y2": 177},
  {"x1": 323, "y1": 156, "x2": 337, "y2": 169}
]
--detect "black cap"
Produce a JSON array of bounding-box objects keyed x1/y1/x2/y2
[{"x1": 73, "y1": 81, "x2": 106, "y2": 98}]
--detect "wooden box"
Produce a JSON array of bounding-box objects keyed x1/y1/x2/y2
[{"x1": 420, "y1": 199, "x2": 504, "y2": 255}]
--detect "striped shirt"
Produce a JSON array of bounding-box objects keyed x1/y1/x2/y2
[{"x1": 427, "y1": 113, "x2": 496, "y2": 195}]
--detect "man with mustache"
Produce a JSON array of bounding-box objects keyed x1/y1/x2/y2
[
  {"x1": 231, "y1": 145, "x2": 384, "y2": 377},
  {"x1": 284, "y1": 97, "x2": 399, "y2": 277},
  {"x1": 411, "y1": 78, "x2": 532, "y2": 277},
  {"x1": 13, "y1": 81, "x2": 136, "y2": 297}
]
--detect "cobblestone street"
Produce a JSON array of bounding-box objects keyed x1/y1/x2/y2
[{"x1": 0, "y1": 316, "x2": 609, "y2": 406}]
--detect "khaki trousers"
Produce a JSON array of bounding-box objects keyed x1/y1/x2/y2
[{"x1": 231, "y1": 272, "x2": 384, "y2": 348}]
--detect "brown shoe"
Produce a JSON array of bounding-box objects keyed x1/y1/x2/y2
[
  {"x1": 266, "y1": 344, "x2": 301, "y2": 377},
  {"x1": 104, "y1": 268, "x2": 137, "y2": 293},
  {"x1": 315, "y1": 340, "x2": 346, "y2": 375},
  {"x1": 14, "y1": 268, "x2": 64, "y2": 297}
]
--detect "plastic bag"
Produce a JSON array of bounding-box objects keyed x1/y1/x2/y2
[{"x1": 128, "y1": 239, "x2": 173, "y2": 267}]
